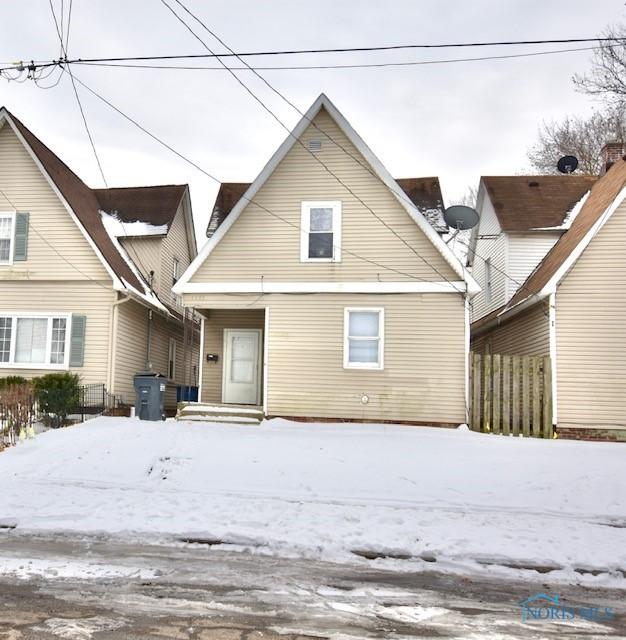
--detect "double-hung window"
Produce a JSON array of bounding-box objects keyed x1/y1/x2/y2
[
  {"x1": 344, "y1": 308, "x2": 384, "y2": 370},
  {"x1": 0, "y1": 314, "x2": 70, "y2": 368},
  {"x1": 0, "y1": 211, "x2": 15, "y2": 265},
  {"x1": 300, "y1": 201, "x2": 341, "y2": 262}
]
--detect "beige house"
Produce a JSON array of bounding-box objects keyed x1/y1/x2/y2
[
  {"x1": 0, "y1": 107, "x2": 198, "y2": 410},
  {"x1": 471, "y1": 157, "x2": 626, "y2": 440},
  {"x1": 174, "y1": 94, "x2": 479, "y2": 425}
]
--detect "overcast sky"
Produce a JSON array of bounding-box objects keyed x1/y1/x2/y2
[{"x1": 1, "y1": 0, "x2": 624, "y2": 243}]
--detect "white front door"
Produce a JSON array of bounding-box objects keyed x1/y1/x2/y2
[{"x1": 222, "y1": 329, "x2": 262, "y2": 405}]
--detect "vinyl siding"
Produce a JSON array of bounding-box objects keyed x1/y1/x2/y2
[
  {"x1": 194, "y1": 293, "x2": 465, "y2": 424},
  {"x1": 507, "y1": 233, "x2": 559, "y2": 297},
  {"x1": 0, "y1": 121, "x2": 110, "y2": 281},
  {"x1": 160, "y1": 203, "x2": 193, "y2": 310},
  {"x1": 555, "y1": 197, "x2": 626, "y2": 430},
  {"x1": 119, "y1": 236, "x2": 162, "y2": 289},
  {"x1": 200, "y1": 309, "x2": 265, "y2": 404},
  {"x1": 471, "y1": 194, "x2": 507, "y2": 320},
  {"x1": 113, "y1": 299, "x2": 198, "y2": 408},
  {"x1": 472, "y1": 302, "x2": 549, "y2": 356},
  {"x1": 0, "y1": 281, "x2": 114, "y2": 384},
  {"x1": 189, "y1": 108, "x2": 457, "y2": 284}
]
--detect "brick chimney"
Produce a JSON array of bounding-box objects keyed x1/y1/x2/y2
[{"x1": 600, "y1": 141, "x2": 625, "y2": 174}]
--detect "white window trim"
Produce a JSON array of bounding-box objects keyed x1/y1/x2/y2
[
  {"x1": 0, "y1": 312, "x2": 72, "y2": 370},
  {"x1": 168, "y1": 337, "x2": 177, "y2": 380},
  {"x1": 0, "y1": 210, "x2": 16, "y2": 266},
  {"x1": 300, "y1": 200, "x2": 342, "y2": 263},
  {"x1": 343, "y1": 307, "x2": 384, "y2": 370}
]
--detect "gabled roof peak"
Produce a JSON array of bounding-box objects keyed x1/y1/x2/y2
[{"x1": 176, "y1": 93, "x2": 479, "y2": 295}]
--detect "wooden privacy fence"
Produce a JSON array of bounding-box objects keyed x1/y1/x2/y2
[{"x1": 469, "y1": 353, "x2": 553, "y2": 438}]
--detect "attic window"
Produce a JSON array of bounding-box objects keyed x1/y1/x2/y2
[
  {"x1": 308, "y1": 139, "x2": 322, "y2": 152},
  {"x1": 300, "y1": 201, "x2": 342, "y2": 262}
]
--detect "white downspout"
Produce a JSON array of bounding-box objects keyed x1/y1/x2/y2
[
  {"x1": 549, "y1": 293, "x2": 558, "y2": 426},
  {"x1": 108, "y1": 294, "x2": 131, "y2": 395}
]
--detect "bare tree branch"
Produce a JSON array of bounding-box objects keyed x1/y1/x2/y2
[
  {"x1": 574, "y1": 25, "x2": 626, "y2": 104},
  {"x1": 527, "y1": 106, "x2": 626, "y2": 174}
]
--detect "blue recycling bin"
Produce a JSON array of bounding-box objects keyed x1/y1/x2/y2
[{"x1": 176, "y1": 385, "x2": 199, "y2": 402}]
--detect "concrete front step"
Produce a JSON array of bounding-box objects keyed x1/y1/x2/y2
[{"x1": 176, "y1": 402, "x2": 264, "y2": 425}]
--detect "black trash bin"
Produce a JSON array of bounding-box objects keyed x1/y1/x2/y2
[{"x1": 134, "y1": 373, "x2": 167, "y2": 421}]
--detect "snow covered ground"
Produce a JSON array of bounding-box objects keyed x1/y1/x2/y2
[{"x1": 0, "y1": 417, "x2": 624, "y2": 587}]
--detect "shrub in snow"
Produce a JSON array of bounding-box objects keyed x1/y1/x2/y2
[
  {"x1": 33, "y1": 373, "x2": 80, "y2": 429},
  {"x1": 0, "y1": 381, "x2": 34, "y2": 446}
]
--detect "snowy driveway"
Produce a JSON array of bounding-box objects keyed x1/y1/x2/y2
[{"x1": 0, "y1": 416, "x2": 625, "y2": 588}]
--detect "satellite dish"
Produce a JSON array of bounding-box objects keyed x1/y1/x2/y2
[
  {"x1": 557, "y1": 155, "x2": 579, "y2": 174},
  {"x1": 444, "y1": 205, "x2": 480, "y2": 231}
]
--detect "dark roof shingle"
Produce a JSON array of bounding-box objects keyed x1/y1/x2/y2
[
  {"x1": 483, "y1": 175, "x2": 598, "y2": 232},
  {"x1": 206, "y1": 177, "x2": 447, "y2": 237},
  {"x1": 506, "y1": 160, "x2": 626, "y2": 309},
  {"x1": 94, "y1": 185, "x2": 186, "y2": 230},
  {"x1": 5, "y1": 108, "x2": 187, "y2": 295}
]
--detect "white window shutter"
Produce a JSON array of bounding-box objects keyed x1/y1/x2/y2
[{"x1": 69, "y1": 315, "x2": 86, "y2": 367}]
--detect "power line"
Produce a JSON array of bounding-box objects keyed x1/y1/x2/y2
[
  {"x1": 65, "y1": 0, "x2": 73, "y2": 54},
  {"x1": 48, "y1": 0, "x2": 154, "y2": 283},
  {"x1": 72, "y1": 44, "x2": 603, "y2": 72},
  {"x1": 48, "y1": 0, "x2": 106, "y2": 187},
  {"x1": 70, "y1": 73, "x2": 441, "y2": 284},
  {"x1": 2, "y1": 35, "x2": 624, "y2": 73},
  {"x1": 0, "y1": 186, "x2": 113, "y2": 293},
  {"x1": 161, "y1": 0, "x2": 465, "y2": 292}
]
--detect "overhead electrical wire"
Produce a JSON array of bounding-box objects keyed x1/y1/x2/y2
[
  {"x1": 71, "y1": 73, "x2": 440, "y2": 285},
  {"x1": 48, "y1": 0, "x2": 154, "y2": 284},
  {"x1": 0, "y1": 186, "x2": 113, "y2": 293},
  {"x1": 1, "y1": 34, "x2": 625, "y2": 75},
  {"x1": 9, "y1": 4, "x2": 595, "y2": 303},
  {"x1": 164, "y1": 0, "x2": 560, "y2": 316},
  {"x1": 71, "y1": 44, "x2": 604, "y2": 72},
  {"x1": 159, "y1": 0, "x2": 465, "y2": 292}
]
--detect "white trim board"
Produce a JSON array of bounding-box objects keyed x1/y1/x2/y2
[
  {"x1": 179, "y1": 281, "x2": 468, "y2": 294},
  {"x1": 174, "y1": 94, "x2": 479, "y2": 296}
]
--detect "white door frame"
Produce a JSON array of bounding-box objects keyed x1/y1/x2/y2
[{"x1": 221, "y1": 328, "x2": 263, "y2": 405}]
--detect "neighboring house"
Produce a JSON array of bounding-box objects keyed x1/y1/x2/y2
[
  {"x1": 174, "y1": 94, "x2": 479, "y2": 425},
  {"x1": 470, "y1": 157, "x2": 626, "y2": 440},
  {"x1": 0, "y1": 107, "x2": 198, "y2": 409},
  {"x1": 469, "y1": 174, "x2": 597, "y2": 325}
]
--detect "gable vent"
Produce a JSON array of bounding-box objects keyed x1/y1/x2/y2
[{"x1": 308, "y1": 139, "x2": 322, "y2": 152}]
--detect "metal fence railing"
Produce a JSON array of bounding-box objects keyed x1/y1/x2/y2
[
  {"x1": 1, "y1": 383, "x2": 121, "y2": 447},
  {"x1": 73, "y1": 383, "x2": 121, "y2": 423}
]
